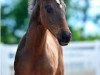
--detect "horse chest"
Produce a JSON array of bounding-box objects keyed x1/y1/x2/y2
[
  {"x1": 45, "y1": 31, "x2": 61, "y2": 70},
  {"x1": 46, "y1": 42, "x2": 59, "y2": 68}
]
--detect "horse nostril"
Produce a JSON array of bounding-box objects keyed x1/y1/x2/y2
[
  {"x1": 61, "y1": 31, "x2": 71, "y2": 42},
  {"x1": 57, "y1": 31, "x2": 71, "y2": 46}
]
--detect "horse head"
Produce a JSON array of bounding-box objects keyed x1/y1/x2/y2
[{"x1": 29, "y1": 0, "x2": 71, "y2": 46}]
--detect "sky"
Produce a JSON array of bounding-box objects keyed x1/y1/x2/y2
[{"x1": 84, "y1": 0, "x2": 100, "y2": 36}]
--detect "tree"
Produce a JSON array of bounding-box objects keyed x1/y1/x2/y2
[
  {"x1": 65, "y1": 0, "x2": 100, "y2": 41},
  {"x1": 1, "y1": 0, "x2": 28, "y2": 44}
]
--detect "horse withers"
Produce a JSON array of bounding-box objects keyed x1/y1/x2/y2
[{"x1": 14, "y1": 0, "x2": 71, "y2": 75}]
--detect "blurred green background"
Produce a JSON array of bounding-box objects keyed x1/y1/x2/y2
[{"x1": 1, "y1": 0, "x2": 100, "y2": 44}]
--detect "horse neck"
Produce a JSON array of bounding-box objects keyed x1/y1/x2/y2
[{"x1": 25, "y1": 22, "x2": 47, "y2": 53}]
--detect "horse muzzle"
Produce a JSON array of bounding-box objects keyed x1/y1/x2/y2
[{"x1": 57, "y1": 31, "x2": 71, "y2": 46}]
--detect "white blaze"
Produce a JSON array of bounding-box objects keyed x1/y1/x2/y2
[{"x1": 56, "y1": 0, "x2": 63, "y2": 8}]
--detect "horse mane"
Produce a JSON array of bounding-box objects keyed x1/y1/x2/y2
[
  {"x1": 28, "y1": 0, "x2": 36, "y2": 16},
  {"x1": 28, "y1": 0, "x2": 66, "y2": 16}
]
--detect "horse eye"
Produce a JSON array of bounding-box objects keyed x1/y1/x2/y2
[
  {"x1": 56, "y1": 3, "x2": 60, "y2": 7},
  {"x1": 45, "y1": 5, "x2": 53, "y2": 13}
]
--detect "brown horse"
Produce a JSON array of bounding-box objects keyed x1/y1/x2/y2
[{"x1": 14, "y1": 0, "x2": 71, "y2": 75}]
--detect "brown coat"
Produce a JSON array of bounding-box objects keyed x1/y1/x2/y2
[{"x1": 14, "y1": 0, "x2": 71, "y2": 75}]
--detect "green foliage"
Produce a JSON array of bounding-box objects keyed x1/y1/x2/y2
[
  {"x1": 1, "y1": 0, "x2": 28, "y2": 44},
  {"x1": 11, "y1": 0, "x2": 28, "y2": 31},
  {"x1": 70, "y1": 27, "x2": 100, "y2": 41},
  {"x1": 1, "y1": 25, "x2": 18, "y2": 43},
  {"x1": 65, "y1": 0, "x2": 100, "y2": 41}
]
